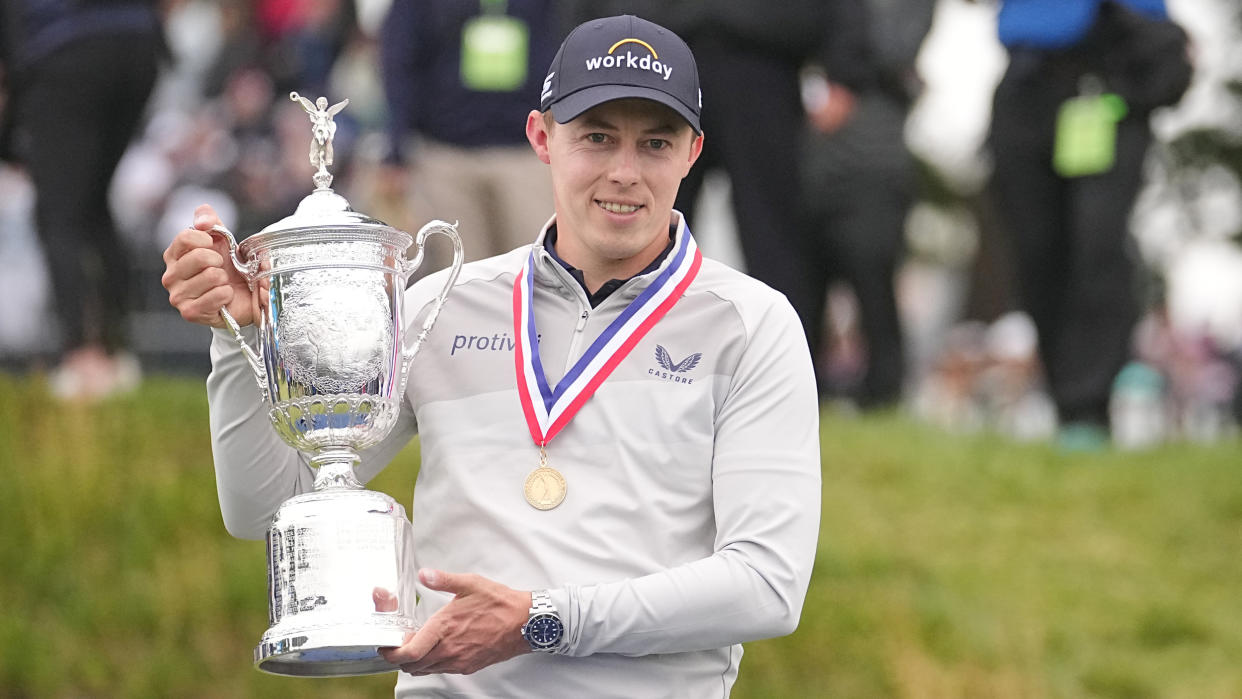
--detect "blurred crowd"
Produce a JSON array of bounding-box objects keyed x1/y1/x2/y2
[{"x1": 1, "y1": 0, "x2": 1239, "y2": 451}]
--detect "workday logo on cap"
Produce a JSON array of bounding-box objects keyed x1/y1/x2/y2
[
  {"x1": 540, "y1": 15, "x2": 702, "y2": 134},
  {"x1": 586, "y1": 38, "x2": 674, "y2": 81}
]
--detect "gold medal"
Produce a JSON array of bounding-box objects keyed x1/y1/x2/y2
[{"x1": 524, "y1": 447, "x2": 566, "y2": 510}]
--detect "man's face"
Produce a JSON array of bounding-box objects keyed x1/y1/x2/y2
[{"x1": 526, "y1": 99, "x2": 703, "y2": 274}]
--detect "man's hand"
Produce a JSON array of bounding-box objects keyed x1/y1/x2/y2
[
  {"x1": 161, "y1": 204, "x2": 256, "y2": 328},
  {"x1": 807, "y1": 81, "x2": 858, "y2": 135},
  {"x1": 380, "y1": 569, "x2": 532, "y2": 676}
]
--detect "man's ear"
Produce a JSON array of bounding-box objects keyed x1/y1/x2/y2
[
  {"x1": 526, "y1": 110, "x2": 552, "y2": 164},
  {"x1": 684, "y1": 132, "x2": 704, "y2": 175}
]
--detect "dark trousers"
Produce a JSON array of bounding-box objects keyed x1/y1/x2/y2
[
  {"x1": 799, "y1": 177, "x2": 910, "y2": 406},
  {"x1": 989, "y1": 56, "x2": 1151, "y2": 426},
  {"x1": 794, "y1": 90, "x2": 915, "y2": 406},
  {"x1": 674, "y1": 43, "x2": 806, "y2": 303},
  {"x1": 16, "y1": 33, "x2": 160, "y2": 353}
]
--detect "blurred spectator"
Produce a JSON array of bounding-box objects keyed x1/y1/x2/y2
[
  {"x1": 204, "y1": 0, "x2": 357, "y2": 99},
  {"x1": 274, "y1": 0, "x2": 358, "y2": 97},
  {"x1": 911, "y1": 313, "x2": 1057, "y2": 441},
  {"x1": 201, "y1": 0, "x2": 265, "y2": 99},
  {"x1": 212, "y1": 68, "x2": 321, "y2": 234},
  {"x1": 196, "y1": 0, "x2": 361, "y2": 232},
  {"x1": 979, "y1": 311, "x2": 1058, "y2": 440},
  {"x1": 561, "y1": 1, "x2": 829, "y2": 308},
  {"x1": 378, "y1": 0, "x2": 559, "y2": 263},
  {"x1": 980, "y1": 0, "x2": 1192, "y2": 448},
  {"x1": 797, "y1": 0, "x2": 936, "y2": 408},
  {"x1": 1128, "y1": 298, "x2": 1240, "y2": 445},
  {"x1": 912, "y1": 320, "x2": 991, "y2": 433},
  {"x1": 0, "y1": 0, "x2": 167, "y2": 399}
]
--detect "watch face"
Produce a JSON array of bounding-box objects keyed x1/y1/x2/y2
[{"x1": 525, "y1": 613, "x2": 564, "y2": 648}]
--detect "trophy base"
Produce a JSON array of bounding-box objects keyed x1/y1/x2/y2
[{"x1": 255, "y1": 622, "x2": 415, "y2": 676}]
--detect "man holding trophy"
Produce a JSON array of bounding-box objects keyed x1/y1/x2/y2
[{"x1": 161, "y1": 15, "x2": 820, "y2": 698}]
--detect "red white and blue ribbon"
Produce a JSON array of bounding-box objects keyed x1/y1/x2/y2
[{"x1": 513, "y1": 222, "x2": 702, "y2": 447}]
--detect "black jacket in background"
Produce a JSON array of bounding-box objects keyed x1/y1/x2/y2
[{"x1": 560, "y1": 0, "x2": 828, "y2": 63}]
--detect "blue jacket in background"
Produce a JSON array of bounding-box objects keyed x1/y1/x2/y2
[
  {"x1": 998, "y1": 0, "x2": 1168, "y2": 49},
  {"x1": 380, "y1": 0, "x2": 560, "y2": 163},
  {"x1": 0, "y1": 0, "x2": 162, "y2": 80}
]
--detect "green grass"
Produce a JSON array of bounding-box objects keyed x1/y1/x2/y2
[{"x1": 2, "y1": 374, "x2": 1240, "y2": 698}]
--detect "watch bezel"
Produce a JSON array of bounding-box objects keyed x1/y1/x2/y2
[{"x1": 522, "y1": 612, "x2": 564, "y2": 651}]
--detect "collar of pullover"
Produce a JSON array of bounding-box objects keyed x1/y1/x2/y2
[{"x1": 531, "y1": 212, "x2": 687, "y2": 308}]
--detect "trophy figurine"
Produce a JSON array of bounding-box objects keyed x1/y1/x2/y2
[{"x1": 210, "y1": 92, "x2": 464, "y2": 676}]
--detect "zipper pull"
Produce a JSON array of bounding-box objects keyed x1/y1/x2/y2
[{"x1": 576, "y1": 309, "x2": 589, "y2": 331}]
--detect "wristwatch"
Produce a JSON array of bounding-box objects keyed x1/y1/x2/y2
[{"x1": 520, "y1": 589, "x2": 564, "y2": 652}]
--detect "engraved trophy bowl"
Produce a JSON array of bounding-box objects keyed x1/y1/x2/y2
[{"x1": 210, "y1": 93, "x2": 464, "y2": 676}]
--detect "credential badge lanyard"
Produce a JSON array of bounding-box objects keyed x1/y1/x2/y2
[
  {"x1": 512, "y1": 224, "x2": 702, "y2": 510},
  {"x1": 461, "y1": 0, "x2": 529, "y2": 92}
]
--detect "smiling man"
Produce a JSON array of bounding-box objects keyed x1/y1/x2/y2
[
  {"x1": 530, "y1": 97, "x2": 702, "y2": 296},
  {"x1": 161, "y1": 14, "x2": 820, "y2": 698}
]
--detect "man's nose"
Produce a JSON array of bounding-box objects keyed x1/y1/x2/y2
[{"x1": 607, "y1": 147, "x2": 640, "y2": 186}]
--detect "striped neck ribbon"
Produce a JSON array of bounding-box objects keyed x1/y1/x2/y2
[{"x1": 513, "y1": 222, "x2": 701, "y2": 446}]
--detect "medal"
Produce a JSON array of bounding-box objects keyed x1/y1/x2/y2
[
  {"x1": 524, "y1": 447, "x2": 567, "y2": 510},
  {"x1": 512, "y1": 217, "x2": 702, "y2": 510}
]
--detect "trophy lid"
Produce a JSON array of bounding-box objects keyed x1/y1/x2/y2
[
  {"x1": 257, "y1": 188, "x2": 390, "y2": 235},
  {"x1": 253, "y1": 93, "x2": 397, "y2": 238}
]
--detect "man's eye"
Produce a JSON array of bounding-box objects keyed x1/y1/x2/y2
[
  {"x1": 587, "y1": 133, "x2": 607, "y2": 143},
  {"x1": 648, "y1": 139, "x2": 669, "y2": 150}
]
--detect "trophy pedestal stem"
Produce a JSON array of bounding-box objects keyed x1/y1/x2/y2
[{"x1": 311, "y1": 448, "x2": 363, "y2": 490}]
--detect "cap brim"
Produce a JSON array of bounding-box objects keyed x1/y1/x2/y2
[{"x1": 549, "y1": 84, "x2": 701, "y2": 135}]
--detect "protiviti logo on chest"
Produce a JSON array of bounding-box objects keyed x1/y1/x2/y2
[{"x1": 585, "y1": 38, "x2": 673, "y2": 81}]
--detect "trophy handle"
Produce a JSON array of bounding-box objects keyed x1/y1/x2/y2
[
  {"x1": 208, "y1": 224, "x2": 269, "y2": 400},
  {"x1": 210, "y1": 223, "x2": 259, "y2": 281},
  {"x1": 399, "y1": 220, "x2": 464, "y2": 390}
]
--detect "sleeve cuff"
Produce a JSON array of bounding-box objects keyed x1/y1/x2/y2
[
  {"x1": 548, "y1": 585, "x2": 576, "y2": 655},
  {"x1": 210, "y1": 322, "x2": 256, "y2": 348}
]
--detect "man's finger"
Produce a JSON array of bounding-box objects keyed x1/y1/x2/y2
[
  {"x1": 379, "y1": 622, "x2": 442, "y2": 665},
  {"x1": 175, "y1": 285, "x2": 233, "y2": 327},
  {"x1": 167, "y1": 265, "x2": 231, "y2": 305},
  {"x1": 372, "y1": 587, "x2": 399, "y2": 612},
  {"x1": 164, "y1": 228, "x2": 217, "y2": 264},
  {"x1": 163, "y1": 248, "x2": 224, "y2": 293},
  {"x1": 402, "y1": 659, "x2": 451, "y2": 676},
  {"x1": 419, "y1": 568, "x2": 477, "y2": 595},
  {"x1": 178, "y1": 246, "x2": 227, "y2": 276},
  {"x1": 177, "y1": 276, "x2": 232, "y2": 310},
  {"x1": 193, "y1": 204, "x2": 220, "y2": 230}
]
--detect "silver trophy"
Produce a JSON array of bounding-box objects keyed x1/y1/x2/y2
[{"x1": 210, "y1": 93, "x2": 463, "y2": 676}]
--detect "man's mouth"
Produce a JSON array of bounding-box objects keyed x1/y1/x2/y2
[{"x1": 597, "y1": 200, "x2": 642, "y2": 214}]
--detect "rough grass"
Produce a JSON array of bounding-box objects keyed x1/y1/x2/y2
[{"x1": 2, "y1": 374, "x2": 1240, "y2": 698}]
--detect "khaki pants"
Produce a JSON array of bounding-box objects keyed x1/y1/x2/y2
[{"x1": 410, "y1": 140, "x2": 553, "y2": 265}]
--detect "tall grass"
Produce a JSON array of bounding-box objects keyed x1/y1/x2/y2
[{"x1": 1, "y1": 374, "x2": 1240, "y2": 698}]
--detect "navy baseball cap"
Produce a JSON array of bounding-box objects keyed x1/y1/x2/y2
[{"x1": 540, "y1": 15, "x2": 702, "y2": 134}]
